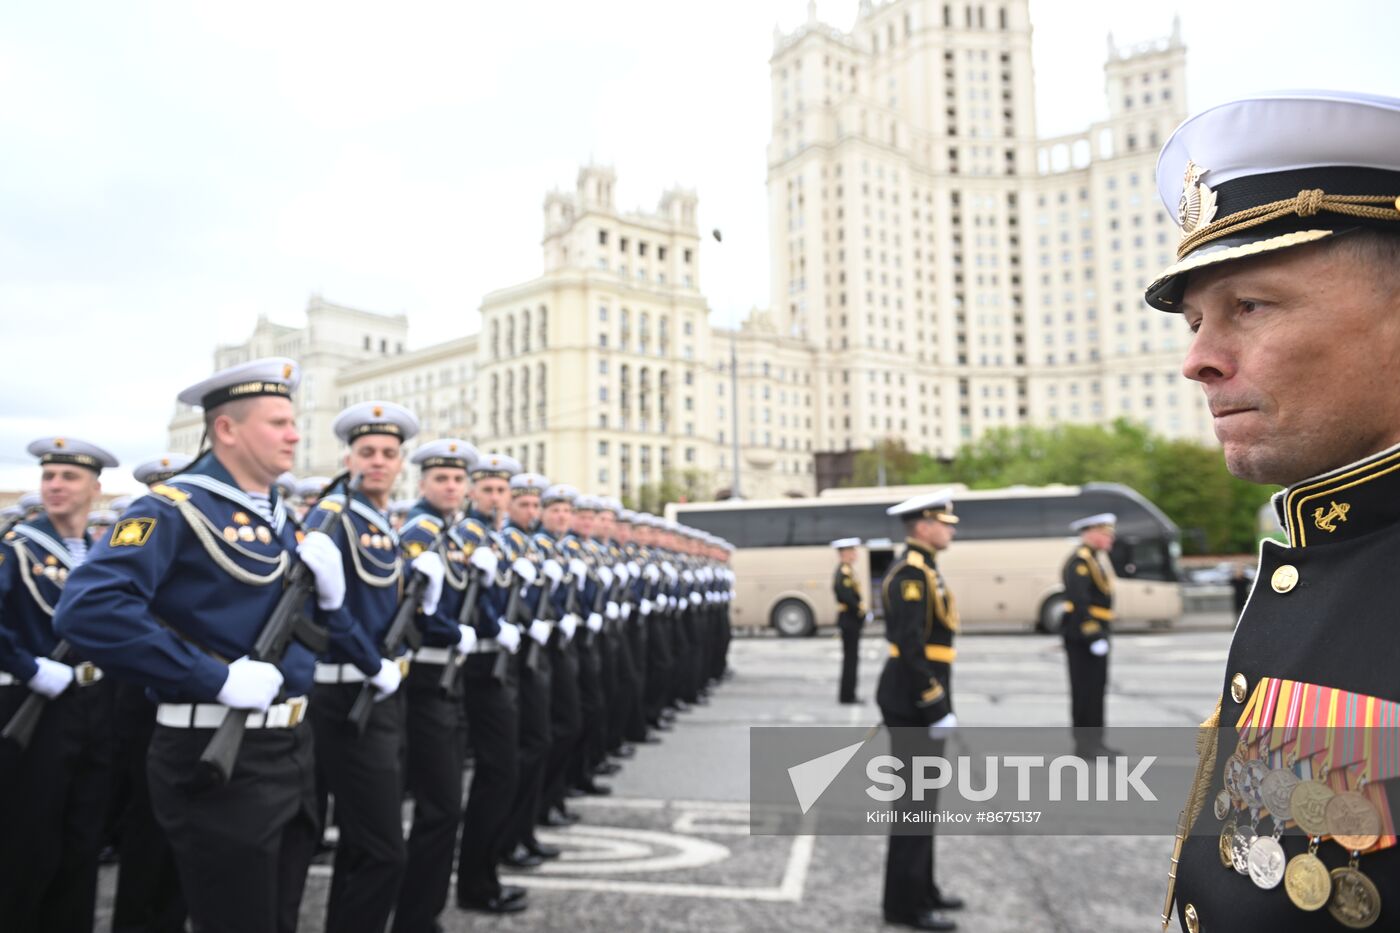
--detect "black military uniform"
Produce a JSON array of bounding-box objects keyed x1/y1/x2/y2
[
  {"x1": 831, "y1": 537, "x2": 866, "y2": 704},
  {"x1": 1060, "y1": 513, "x2": 1116, "y2": 756},
  {"x1": 1150, "y1": 92, "x2": 1400, "y2": 933},
  {"x1": 877, "y1": 492, "x2": 963, "y2": 932}
]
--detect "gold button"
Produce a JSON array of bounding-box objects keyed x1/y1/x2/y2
[
  {"x1": 1184, "y1": 903, "x2": 1200, "y2": 933},
  {"x1": 1231, "y1": 672, "x2": 1248, "y2": 704},
  {"x1": 1271, "y1": 564, "x2": 1299, "y2": 593}
]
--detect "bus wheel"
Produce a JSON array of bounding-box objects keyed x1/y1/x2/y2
[
  {"x1": 1035, "y1": 594, "x2": 1065, "y2": 634},
  {"x1": 772, "y1": 599, "x2": 816, "y2": 638}
]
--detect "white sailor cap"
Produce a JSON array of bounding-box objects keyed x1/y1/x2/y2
[
  {"x1": 830, "y1": 537, "x2": 862, "y2": 549},
  {"x1": 133, "y1": 453, "x2": 193, "y2": 486},
  {"x1": 27, "y1": 437, "x2": 118, "y2": 474},
  {"x1": 295, "y1": 476, "x2": 332, "y2": 500},
  {"x1": 178, "y1": 358, "x2": 300, "y2": 410},
  {"x1": 510, "y1": 472, "x2": 550, "y2": 497},
  {"x1": 87, "y1": 509, "x2": 119, "y2": 527},
  {"x1": 470, "y1": 452, "x2": 521, "y2": 481},
  {"x1": 333, "y1": 401, "x2": 419, "y2": 445},
  {"x1": 412, "y1": 438, "x2": 478, "y2": 472},
  {"x1": 1147, "y1": 91, "x2": 1400, "y2": 310},
  {"x1": 0, "y1": 505, "x2": 21, "y2": 521},
  {"x1": 886, "y1": 490, "x2": 959, "y2": 524},
  {"x1": 573, "y1": 494, "x2": 603, "y2": 513},
  {"x1": 616, "y1": 509, "x2": 636, "y2": 524},
  {"x1": 108, "y1": 495, "x2": 135, "y2": 514},
  {"x1": 1069, "y1": 512, "x2": 1117, "y2": 533},
  {"x1": 594, "y1": 496, "x2": 623, "y2": 515},
  {"x1": 390, "y1": 499, "x2": 415, "y2": 516},
  {"x1": 18, "y1": 492, "x2": 42, "y2": 512},
  {"x1": 273, "y1": 472, "x2": 298, "y2": 498},
  {"x1": 542, "y1": 484, "x2": 579, "y2": 506}
]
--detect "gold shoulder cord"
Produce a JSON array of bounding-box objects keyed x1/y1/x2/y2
[
  {"x1": 1161, "y1": 698, "x2": 1223, "y2": 930},
  {"x1": 14, "y1": 542, "x2": 60, "y2": 616},
  {"x1": 440, "y1": 534, "x2": 469, "y2": 591},
  {"x1": 343, "y1": 512, "x2": 401, "y2": 588},
  {"x1": 173, "y1": 499, "x2": 287, "y2": 587}
]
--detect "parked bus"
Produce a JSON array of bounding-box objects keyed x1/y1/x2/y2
[{"x1": 667, "y1": 482, "x2": 1183, "y2": 636}]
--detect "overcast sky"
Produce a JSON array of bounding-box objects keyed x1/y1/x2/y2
[{"x1": 3, "y1": 0, "x2": 1396, "y2": 494}]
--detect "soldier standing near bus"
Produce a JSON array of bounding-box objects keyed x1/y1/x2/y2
[
  {"x1": 1060, "y1": 513, "x2": 1117, "y2": 758},
  {"x1": 878, "y1": 491, "x2": 963, "y2": 932},
  {"x1": 830, "y1": 537, "x2": 867, "y2": 704}
]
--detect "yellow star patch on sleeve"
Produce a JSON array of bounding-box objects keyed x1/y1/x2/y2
[
  {"x1": 900, "y1": 579, "x2": 924, "y2": 601},
  {"x1": 110, "y1": 517, "x2": 156, "y2": 547},
  {"x1": 1076, "y1": 564, "x2": 1089, "y2": 576}
]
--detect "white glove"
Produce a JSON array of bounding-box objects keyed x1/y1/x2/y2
[
  {"x1": 27, "y1": 657, "x2": 75, "y2": 699},
  {"x1": 569, "y1": 557, "x2": 588, "y2": 581},
  {"x1": 621, "y1": 603, "x2": 632, "y2": 620},
  {"x1": 689, "y1": 592, "x2": 702, "y2": 607},
  {"x1": 644, "y1": 563, "x2": 661, "y2": 584},
  {"x1": 587, "y1": 612, "x2": 604, "y2": 633},
  {"x1": 542, "y1": 558, "x2": 564, "y2": 584},
  {"x1": 681, "y1": 570, "x2": 695, "y2": 584},
  {"x1": 927, "y1": 712, "x2": 958, "y2": 740},
  {"x1": 864, "y1": 611, "x2": 874, "y2": 624},
  {"x1": 298, "y1": 531, "x2": 346, "y2": 611},
  {"x1": 529, "y1": 619, "x2": 552, "y2": 645},
  {"x1": 369, "y1": 658, "x2": 402, "y2": 700},
  {"x1": 411, "y1": 552, "x2": 445, "y2": 616},
  {"x1": 511, "y1": 557, "x2": 537, "y2": 585},
  {"x1": 627, "y1": 560, "x2": 640, "y2": 578},
  {"x1": 495, "y1": 621, "x2": 521, "y2": 654},
  {"x1": 664, "y1": 565, "x2": 679, "y2": 585},
  {"x1": 457, "y1": 625, "x2": 477, "y2": 655},
  {"x1": 216, "y1": 656, "x2": 284, "y2": 711},
  {"x1": 560, "y1": 613, "x2": 580, "y2": 641},
  {"x1": 1089, "y1": 638, "x2": 1110, "y2": 657},
  {"x1": 605, "y1": 601, "x2": 620, "y2": 620},
  {"x1": 639, "y1": 598, "x2": 653, "y2": 616},
  {"x1": 596, "y1": 565, "x2": 614, "y2": 588},
  {"x1": 614, "y1": 563, "x2": 630, "y2": 585},
  {"x1": 469, "y1": 546, "x2": 499, "y2": 577}
]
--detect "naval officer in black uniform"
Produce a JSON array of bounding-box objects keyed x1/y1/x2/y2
[
  {"x1": 830, "y1": 537, "x2": 867, "y2": 704},
  {"x1": 1060, "y1": 512, "x2": 1117, "y2": 757},
  {"x1": 878, "y1": 491, "x2": 964, "y2": 932},
  {"x1": 1153, "y1": 91, "x2": 1400, "y2": 932}
]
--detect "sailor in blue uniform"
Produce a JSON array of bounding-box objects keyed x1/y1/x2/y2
[
  {"x1": 132, "y1": 453, "x2": 193, "y2": 488},
  {"x1": 538, "y1": 484, "x2": 586, "y2": 828},
  {"x1": 54, "y1": 358, "x2": 360, "y2": 933},
  {"x1": 0, "y1": 435, "x2": 117, "y2": 933},
  {"x1": 455, "y1": 452, "x2": 529, "y2": 915},
  {"x1": 308, "y1": 400, "x2": 431, "y2": 933},
  {"x1": 392, "y1": 437, "x2": 480, "y2": 933}
]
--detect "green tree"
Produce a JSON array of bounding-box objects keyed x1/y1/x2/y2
[
  {"x1": 845, "y1": 439, "x2": 934, "y2": 487},
  {"x1": 628, "y1": 468, "x2": 712, "y2": 515}
]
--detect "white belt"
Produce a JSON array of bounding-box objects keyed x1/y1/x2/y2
[
  {"x1": 472, "y1": 640, "x2": 502, "y2": 654},
  {"x1": 0, "y1": 672, "x2": 14, "y2": 686},
  {"x1": 412, "y1": 646, "x2": 452, "y2": 665},
  {"x1": 156, "y1": 696, "x2": 309, "y2": 729},
  {"x1": 314, "y1": 662, "x2": 369, "y2": 684},
  {"x1": 0, "y1": 663, "x2": 103, "y2": 688}
]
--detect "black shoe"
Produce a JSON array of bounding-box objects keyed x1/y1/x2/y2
[
  {"x1": 525, "y1": 839, "x2": 561, "y2": 859},
  {"x1": 839, "y1": 696, "x2": 862, "y2": 705},
  {"x1": 565, "y1": 786, "x2": 586, "y2": 798},
  {"x1": 542, "y1": 805, "x2": 579, "y2": 826},
  {"x1": 884, "y1": 909, "x2": 956, "y2": 931},
  {"x1": 671, "y1": 700, "x2": 692, "y2": 713},
  {"x1": 501, "y1": 844, "x2": 543, "y2": 868},
  {"x1": 502, "y1": 884, "x2": 527, "y2": 901},
  {"x1": 98, "y1": 844, "x2": 121, "y2": 865},
  {"x1": 931, "y1": 894, "x2": 965, "y2": 911},
  {"x1": 577, "y1": 779, "x2": 612, "y2": 796},
  {"x1": 650, "y1": 719, "x2": 674, "y2": 732},
  {"x1": 636, "y1": 733, "x2": 662, "y2": 744},
  {"x1": 594, "y1": 761, "x2": 622, "y2": 776},
  {"x1": 611, "y1": 743, "x2": 637, "y2": 759},
  {"x1": 458, "y1": 893, "x2": 528, "y2": 914},
  {"x1": 692, "y1": 694, "x2": 709, "y2": 705}
]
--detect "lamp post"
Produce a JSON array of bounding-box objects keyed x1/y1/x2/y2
[{"x1": 712, "y1": 228, "x2": 742, "y2": 499}]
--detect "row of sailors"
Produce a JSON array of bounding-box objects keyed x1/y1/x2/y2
[{"x1": 0, "y1": 356, "x2": 736, "y2": 933}]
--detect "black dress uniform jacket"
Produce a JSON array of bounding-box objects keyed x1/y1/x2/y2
[
  {"x1": 1170, "y1": 445, "x2": 1400, "y2": 931},
  {"x1": 833, "y1": 562, "x2": 864, "y2": 624},
  {"x1": 877, "y1": 540, "x2": 956, "y2": 725},
  {"x1": 1060, "y1": 545, "x2": 1114, "y2": 644}
]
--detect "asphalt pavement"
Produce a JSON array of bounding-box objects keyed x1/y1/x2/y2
[{"x1": 95, "y1": 614, "x2": 1236, "y2": 932}]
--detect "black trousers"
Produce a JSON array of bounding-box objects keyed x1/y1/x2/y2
[
  {"x1": 147, "y1": 717, "x2": 318, "y2": 933},
  {"x1": 1064, "y1": 638, "x2": 1108, "y2": 747},
  {"x1": 392, "y1": 666, "x2": 465, "y2": 933},
  {"x1": 878, "y1": 710, "x2": 947, "y2": 922},
  {"x1": 624, "y1": 614, "x2": 650, "y2": 741},
  {"x1": 112, "y1": 684, "x2": 186, "y2": 933},
  {"x1": 0, "y1": 681, "x2": 113, "y2": 933},
  {"x1": 572, "y1": 634, "x2": 605, "y2": 785},
  {"x1": 643, "y1": 611, "x2": 673, "y2": 723},
  {"x1": 671, "y1": 610, "x2": 696, "y2": 704},
  {"x1": 457, "y1": 655, "x2": 519, "y2": 903},
  {"x1": 504, "y1": 646, "x2": 552, "y2": 853},
  {"x1": 838, "y1": 616, "x2": 861, "y2": 702},
  {"x1": 599, "y1": 627, "x2": 621, "y2": 752},
  {"x1": 310, "y1": 682, "x2": 407, "y2": 933},
  {"x1": 543, "y1": 638, "x2": 582, "y2": 817}
]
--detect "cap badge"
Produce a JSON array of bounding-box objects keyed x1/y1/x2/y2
[
  {"x1": 160, "y1": 457, "x2": 170, "y2": 467},
  {"x1": 449, "y1": 443, "x2": 457, "y2": 452},
  {"x1": 1178, "y1": 160, "x2": 1218, "y2": 234},
  {"x1": 372, "y1": 405, "x2": 383, "y2": 418},
  {"x1": 283, "y1": 363, "x2": 294, "y2": 380},
  {"x1": 54, "y1": 438, "x2": 65, "y2": 449}
]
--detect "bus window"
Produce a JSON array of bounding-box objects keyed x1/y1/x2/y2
[
  {"x1": 946, "y1": 497, "x2": 1046, "y2": 540},
  {"x1": 867, "y1": 547, "x2": 898, "y2": 618}
]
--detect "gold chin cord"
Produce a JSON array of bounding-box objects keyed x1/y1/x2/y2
[
  {"x1": 1176, "y1": 190, "x2": 1400, "y2": 259},
  {"x1": 1161, "y1": 699, "x2": 1222, "y2": 930}
]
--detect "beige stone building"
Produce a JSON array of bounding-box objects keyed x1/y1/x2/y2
[{"x1": 169, "y1": 2, "x2": 1210, "y2": 502}]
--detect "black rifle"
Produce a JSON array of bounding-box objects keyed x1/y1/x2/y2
[
  {"x1": 1, "y1": 639, "x2": 71, "y2": 750},
  {"x1": 190, "y1": 472, "x2": 357, "y2": 790},
  {"x1": 437, "y1": 567, "x2": 484, "y2": 695},
  {"x1": 346, "y1": 529, "x2": 442, "y2": 734}
]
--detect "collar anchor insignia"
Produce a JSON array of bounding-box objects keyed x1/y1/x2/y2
[{"x1": 1313, "y1": 500, "x2": 1351, "y2": 533}]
